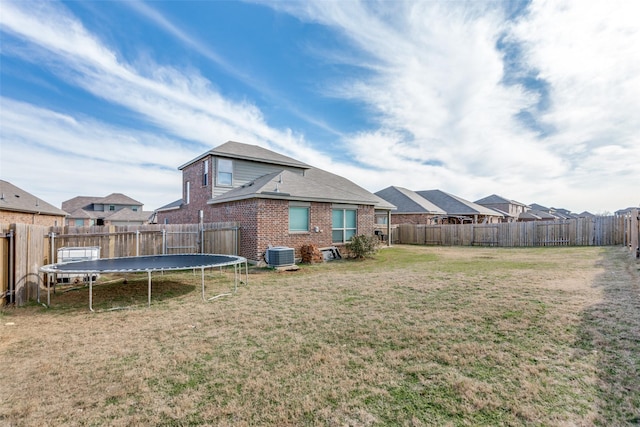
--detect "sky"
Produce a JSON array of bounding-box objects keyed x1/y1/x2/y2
[{"x1": 1, "y1": 0, "x2": 639, "y2": 215}]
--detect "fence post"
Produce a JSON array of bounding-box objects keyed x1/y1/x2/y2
[
  {"x1": 136, "y1": 230, "x2": 140, "y2": 257},
  {"x1": 162, "y1": 229, "x2": 166, "y2": 255}
]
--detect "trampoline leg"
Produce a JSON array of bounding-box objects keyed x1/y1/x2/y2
[
  {"x1": 201, "y1": 267, "x2": 206, "y2": 302},
  {"x1": 89, "y1": 275, "x2": 94, "y2": 312},
  {"x1": 148, "y1": 271, "x2": 152, "y2": 307}
]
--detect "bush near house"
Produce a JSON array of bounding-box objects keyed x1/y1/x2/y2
[{"x1": 345, "y1": 234, "x2": 380, "y2": 259}]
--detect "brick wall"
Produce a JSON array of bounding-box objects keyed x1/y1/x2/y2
[
  {"x1": 0, "y1": 211, "x2": 64, "y2": 227},
  {"x1": 157, "y1": 196, "x2": 378, "y2": 262}
]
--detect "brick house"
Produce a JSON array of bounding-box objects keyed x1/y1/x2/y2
[
  {"x1": 0, "y1": 180, "x2": 67, "y2": 226},
  {"x1": 156, "y1": 141, "x2": 395, "y2": 262},
  {"x1": 375, "y1": 186, "x2": 504, "y2": 224},
  {"x1": 62, "y1": 193, "x2": 153, "y2": 226},
  {"x1": 474, "y1": 194, "x2": 530, "y2": 222}
]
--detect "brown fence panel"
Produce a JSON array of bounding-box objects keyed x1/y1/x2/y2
[
  {"x1": 13, "y1": 223, "x2": 48, "y2": 305},
  {"x1": 394, "y1": 217, "x2": 626, "y2": 248}
]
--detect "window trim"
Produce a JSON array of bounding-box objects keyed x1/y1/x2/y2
[{"x1": 203, "y1": 159, "x2": 209, "y2": 186}]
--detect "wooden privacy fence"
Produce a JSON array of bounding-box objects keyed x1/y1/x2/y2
[
  {"x1": 1, "y1": 222, "x2": 239, "y2": 306},
  {"x1": 396, "y1": 216, "x2": 628, "y2": 247}
]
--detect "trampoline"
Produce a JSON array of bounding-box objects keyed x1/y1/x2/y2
[{"x1": 40, "y1": 254, "x2": 248, "y2": 311}]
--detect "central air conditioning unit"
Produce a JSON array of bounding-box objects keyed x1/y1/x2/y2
[{"x1": 265, "y1": 246, "x2": 295, "y2": 267}]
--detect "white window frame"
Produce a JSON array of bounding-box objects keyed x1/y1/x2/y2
[
  {"x1": 185, "y1": 181, "x2": 190, "y2": 204},
  {"x1": 217, "y1": 158, "x2": 233, "y2": 186},
  {"x1": 203, "y1": 159, "x2": 209, "y2": 186},
  {"x1": 332, "y1": 207, "x2": 357, "y2": 243},
  {"x1": 289, "y1": 202, "x2": 310, "y2": 233}
]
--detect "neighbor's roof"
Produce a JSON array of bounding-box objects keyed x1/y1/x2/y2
[
  {"x1": 155, "y1": 199, "x2": 183, "y2": 212},
  {"x1": 0, "y1": 180, "x2": 67, "y2": 217},
  {"x1": 416, "y1": 189, "x2": 503, "y2": 217},
  {"x1": 523, "y1": 209, "x2": 557, "y2": 220},
  {"x1": 62, "y1": 196, "x2": 97, "y2": 213},
  {"x1": 106, "y1": 207, "x2": 153, "y2": 222},
  {"x1": 62, "y1": 193, "x2": 143, "y2": 213},
  {"x1": 529, "y1": 203, "x2": 550, "y2": 212},
  {"x1": 95, "y1": 193, "x2": 143, "y2": 206},
  {"x1": 475, "y1": 194, "x2": 529, "y2": 207},
  {"x1": 209, "y1": 168, "x2": 396, "y2": 209},
  {"x1": 179, "y1": 141, "x2": 311, "y2": 170},
  {"x1": 374, "y1": 186, "x2": 446, "y2": 214}
]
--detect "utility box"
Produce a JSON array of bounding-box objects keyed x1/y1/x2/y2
[
  {"x1": 265, "y1": 246, "x2": 295, "y2": 267},
  {"x1": 56, "y1": 246, "x2": 100, "y2": 283}
]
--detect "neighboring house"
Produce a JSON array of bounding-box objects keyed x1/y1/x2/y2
[
  {"x1": 474, "y1": 194, "x2": 529, "y2": 223},
  {"x1": 0, "y1": 180, "x2": 67, "y2": 226},
  {"x1": 375, "y1": 187, "x2": 503, "y2": 224},
  {"x1": 615, "y1": 207, "x2": 640, "y2": 216},
  {"x1": 577, "y1": 211, "x2": 596, "y2": 218},
  {"x1": 374, "y1": 186, "x2": 446, "y2": 225},
  {"x1": 524, "y1": 203, "x2": 577, "y2": 221},
  {"x1": 155, "y1": 141, "x2": 396, "y2": 262},
  {"x1": 62, "y1": 193, "x2": 153, "y2": 226}
]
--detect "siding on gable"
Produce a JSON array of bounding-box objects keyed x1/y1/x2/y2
[{"x1": 212, "y1": 157, "x2": 306, "y2": 199}]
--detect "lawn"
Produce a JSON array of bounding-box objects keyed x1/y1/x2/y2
[{"x1": 1, "y1": 245, "x2": 639, "y2": 426}]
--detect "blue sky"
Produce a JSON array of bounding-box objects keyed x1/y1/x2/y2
[{"x1": 1, "y1": 0, "x2": 638, "y2": 214}]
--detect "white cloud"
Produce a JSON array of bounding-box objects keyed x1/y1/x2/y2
[{"x1": 259, "y1": 0, "x2": 639, "y2": 212}]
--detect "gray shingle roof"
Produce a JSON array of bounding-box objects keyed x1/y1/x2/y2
[
  {"x1": 179, "y1": 141, "x2": 311, "y2": 170},
  {"x1": 374, "y1": 186, "x2": 445, "y2": 214},
  {"x1": 106, "y1": 207, "x2": 153, "y2": 222},
  {"x1": 416, "y1": 190, "x2": 503, "y2": 217},
  {"x1": 209, "y1": 168, "x2": 395, "y2": 209},
  {"x1": 0, "y1": 180, "x2": 67, "y2": 217},
  {"x1": 475, "y1": 194, "x2": 529, "y2": 207},
  {"x1": 96, "y1": 193, "x2": 143, "y2": 206}
]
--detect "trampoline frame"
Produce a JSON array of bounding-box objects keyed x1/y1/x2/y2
[{"x1": 39, "y1": 254, "x2": 248, "y2": 311}]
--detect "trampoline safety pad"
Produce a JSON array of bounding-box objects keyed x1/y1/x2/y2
[{"x1": 40, "y1": 254, "x2": 248, "y2": 311}]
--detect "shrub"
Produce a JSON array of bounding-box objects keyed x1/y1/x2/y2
[{"x1": 345, "y1": 234, "x2": 380, "y2": 259}]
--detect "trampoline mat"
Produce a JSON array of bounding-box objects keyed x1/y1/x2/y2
[{"x1": 41, "y1": 254, "x2": 245, "y2": 274}]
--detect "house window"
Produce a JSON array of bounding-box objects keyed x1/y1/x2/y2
[
  {"x1": 217, "y1": 159, "x2": 233, "y2": 186},
  {"x1": 332, "y1": 208, "x2": 357, "y2": 243},
  {"x1": 132, "y1": 206, "x2": 138, "y2": 212},
  {"x1": 109, "y1": 205, "x2": 115, "y2": 211},
  {"x1": 289, "y1": 206, "x2": 309, "y2": 232},
  {"x1": 185, "y1": 181, "x2": 190, "y2": 204},
  {"x1": 203, "y1": 159, "x2": 209, "y2": 186},
  {"x1": 74, "y1": 219, "x2": 84, "y2": 227},
  {"x1": 376, "y1": 214, "x2": 388, "y2": 225}
]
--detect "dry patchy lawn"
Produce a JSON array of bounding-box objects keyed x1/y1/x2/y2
[{"x1": 1, "y1": 245, "x2": 639, "y2": 426}]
